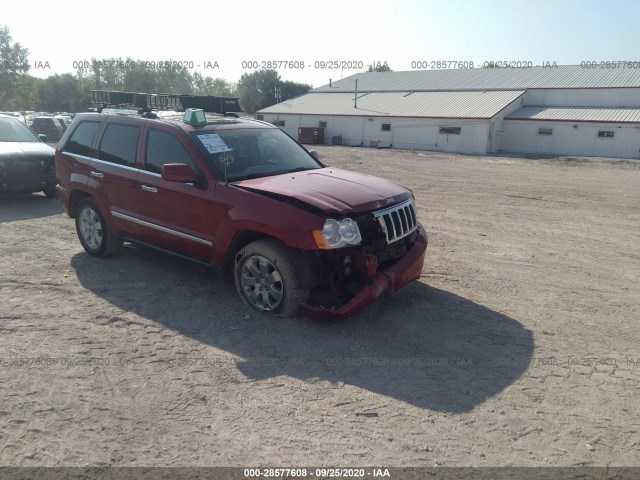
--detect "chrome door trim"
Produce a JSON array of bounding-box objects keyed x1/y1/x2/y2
[{"x1": 110, "y1": 210, "x2": 212, "y2": 247}]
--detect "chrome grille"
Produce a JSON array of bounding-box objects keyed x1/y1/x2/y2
[{"x1": 373, "y1": 199, "x2": 418, "y2": 244}]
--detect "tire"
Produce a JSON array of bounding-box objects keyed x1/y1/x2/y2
[
  {"x1": 75, "y1": 198, "x2": 122, "y2": 257},
  {"x1": 42, "y1": 185, "x2": 57, "y2": 198},
  {"x1": 234, "y1": 239, "x2": 308, "y2": 317}
]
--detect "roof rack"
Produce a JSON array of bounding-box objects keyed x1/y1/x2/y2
[{"x1": 91, "y1": 90, "x2": 242, "y2": 115}]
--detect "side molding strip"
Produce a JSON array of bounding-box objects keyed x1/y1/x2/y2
[{"x1": 110, "y1": 210, "x2": 212, "y2": 247}]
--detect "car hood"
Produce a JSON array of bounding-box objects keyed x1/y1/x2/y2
[
  {"x1": 235, "y1": 167, "x2": 411, "y2": 214},
  {"x1": 0, "y1": 141, "x2": 55, "y2": 160}
]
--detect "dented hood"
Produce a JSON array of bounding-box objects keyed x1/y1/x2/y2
[{"x1": 234, "y1": 167, "x2": 411, "y2": 214}]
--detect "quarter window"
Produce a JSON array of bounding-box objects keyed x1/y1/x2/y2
[
  {"x1": 99, "y1": 124, "x2": 140, "y2": 167},
  {"x1": 65, "y1": 121, "x2": 100, "y2": 156},
  {"x1": 146, "y1": 130, "x2": 196, "y2": 175}
]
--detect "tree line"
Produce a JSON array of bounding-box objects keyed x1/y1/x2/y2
[{"x1": 0, "y1": 26, "x2": 312, "y2": 114}]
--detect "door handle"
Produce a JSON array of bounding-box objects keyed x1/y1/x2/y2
[
  {"x1": 90, "y1": 171, "x2": 104, "y2": 178},
  {"x1": 141, "y1": 185, "x2": 158, "y2": 193}
]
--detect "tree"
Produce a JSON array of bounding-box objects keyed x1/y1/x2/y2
[
  {"x1": 237, "y1": 69, "x2": 311, "y2": 114},
  {"x1": 2, "y1": 75, "x2": 38, "y2": 110},
  {"x1": 280, "y1": 80, "x2": 312, "y2": 101},
  {"x1": 0, "y1": 25, "x2": 30, "y2": 107},
  {"x1": 367, "y1": 62, "x2": 392, "y2": 72},
  {"x1": 237, "y1": 69, "x2": 280, "y2": 114},
  {"x1": 192, "y1": 73, "x2": 236, "y2": 97},
  {"x1": 37, "y1": 74, "x2": 86, "y2": 112}
]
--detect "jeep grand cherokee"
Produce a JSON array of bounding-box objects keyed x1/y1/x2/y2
[{"x1": 55, "y1": 97, "x2": 427, "y2": 318}]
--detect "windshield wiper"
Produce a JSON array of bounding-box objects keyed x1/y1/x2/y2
[{"x1": 280, "y1": 167, "x2": 318, "y2": 174}]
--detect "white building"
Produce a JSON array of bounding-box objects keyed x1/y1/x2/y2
[{"x1": 257, "y1": 66, "x2": 640, "y2": 159}]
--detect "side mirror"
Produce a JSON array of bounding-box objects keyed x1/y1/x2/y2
[
  {"x1": 308, "y1": 149, "x2": 319, "y2": 160},
  {"x1": 161, "y1": 163, "x2": 198, "y2": 183},
  {"x1": 38, "y1": 134, "x2": 48, "y2": 142}
]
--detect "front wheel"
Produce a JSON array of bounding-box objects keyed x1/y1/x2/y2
[
  {"x1": 234, "y1": 239, "x2": 308, "y2": 317},
  {"x1": 75, "y1": 198, "x2": 122, "y2": 257}
]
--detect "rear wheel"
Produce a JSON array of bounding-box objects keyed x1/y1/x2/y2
[
  {"x1": 234, "y1": 239, "x2": 308, "y2": 317},
  {"x1": 75, "y1": 198, "x2": 122, "y2": 257}
]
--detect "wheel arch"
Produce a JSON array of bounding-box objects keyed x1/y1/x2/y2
[
  {"x1": 68, "y1": 189, "x2": 92, "y2": 218},
  {"x1": 224, "y1": 230, "x2": 323, "y2": 291}
]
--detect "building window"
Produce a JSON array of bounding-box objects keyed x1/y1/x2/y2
[
  {"x1": 439, "y1": 127, "x2": 461, "y2": 135},
  {"x1": 319, "y1": 121, "x2": 327, "y2": 128},
  {"x1": 381, "y1": 123, "x2": 391, "y2": 131},
  {"x1": 256, "y1": 114, "x2": 264, "y2": 120},
  {"x1": 538, "y1": 128, "x2": 553, "y2": 136},
  {"x1": 272, "y1": 120, "x2": 285, "y2": 127},
  {"x1": 597, "y1": 130, "x2": 614, "y2": 138}
]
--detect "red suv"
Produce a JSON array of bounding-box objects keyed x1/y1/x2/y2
[
  {"x1": 30, "y1": 116, "x2": 65, "y2": 142},
  {"x1": 55, "y1": 96, "x2": 427, "y2": 318}
]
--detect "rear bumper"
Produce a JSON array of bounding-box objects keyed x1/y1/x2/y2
[{"x1": 301, "y1": 225, "x2": 428, "y2": 320}]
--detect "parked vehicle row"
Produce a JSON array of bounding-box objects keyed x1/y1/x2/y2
[{"x1": 0, "y1": 111, "x2": 76, "y2": 142}]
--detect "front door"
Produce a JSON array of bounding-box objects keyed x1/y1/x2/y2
[{"x1": 137, "y1": 128, "x2": 216, "y2": 262}]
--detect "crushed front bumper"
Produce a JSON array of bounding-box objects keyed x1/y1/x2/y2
[{"x1": 301, "y1": 225, "x2": 428, "y2": 320}]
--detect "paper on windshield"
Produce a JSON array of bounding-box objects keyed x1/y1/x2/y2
[{"x1": 198, "y1": 133, "x2": 231, "y2": 154}]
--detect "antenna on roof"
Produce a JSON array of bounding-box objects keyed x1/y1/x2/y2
[{"x1": 354, "y1": 79, "x2": 358, "y2": 109}]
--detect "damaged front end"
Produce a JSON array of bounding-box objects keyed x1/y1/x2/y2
[{"x1": 302, "y1": 199, "x2": 428, "y2": 319}]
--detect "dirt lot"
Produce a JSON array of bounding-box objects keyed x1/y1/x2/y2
[{"x1": 0, "y1": 147, "x2": 639, "y2": 468}]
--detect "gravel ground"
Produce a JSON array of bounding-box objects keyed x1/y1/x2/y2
[{"x1": 0, "y1": 147, "x2": 639, "y2": 468}]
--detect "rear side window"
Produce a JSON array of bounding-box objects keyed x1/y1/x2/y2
[
  {"x1": 66, "y1": 121, "x2": 100, "y2": 157},
  {"x1": 145, "y1": 130, "x2": 196, "y2": 174},
  {"x1": 99, "y1": 124, "x2": 140, "y2": 167}
]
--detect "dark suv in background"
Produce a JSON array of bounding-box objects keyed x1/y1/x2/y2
[{"x1": 55, "y1": 91, "x2": 427, "y2": 318}]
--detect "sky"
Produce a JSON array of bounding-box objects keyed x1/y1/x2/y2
[{"x1": 3, "y1": 0, "x2": 640, "y2": 88}]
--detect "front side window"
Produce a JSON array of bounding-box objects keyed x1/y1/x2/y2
[
  {"x1": 65, "y1": 121, "x2": 101, "y2": 156},
  {"x1": 99, "y1": 124, "x2": 140, "y2": 167},
  {"x1": 146, "y1": 130, "x2": 196, "y2": 174}
]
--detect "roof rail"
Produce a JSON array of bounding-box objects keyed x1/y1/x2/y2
[{"x1": 91, "y1": 90, "x2": 242, "y2": 114}]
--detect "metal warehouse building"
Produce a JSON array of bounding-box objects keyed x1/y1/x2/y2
[{"x1": 257, "y1": 66, "x2": 640, "y2": 159}]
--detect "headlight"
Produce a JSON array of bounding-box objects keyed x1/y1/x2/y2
[{"x1": 313, "y1": 218, "x2": 362, "y2": 249}]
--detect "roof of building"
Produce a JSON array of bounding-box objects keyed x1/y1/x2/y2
[
  {"x1": 311, "y1": 65, "x2": 640, "y2": 93},
  {"x1": 258, "y1": 90, "x2": 525, "y2": 119},
  {"x1": 506, "y1": 106, "x2": 640, "y2": 123}
]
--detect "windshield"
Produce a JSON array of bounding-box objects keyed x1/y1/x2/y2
[
  {"x1": 0, "y1": 117, "x2": 40, "y2": 142},
  {"x1": 193, "y1": 127, "x2": 323, "y2": 182}
]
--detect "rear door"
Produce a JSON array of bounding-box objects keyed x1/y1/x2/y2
[
  {"x1": 89, "y1": 117, "x2": 142, "y2": 235},
  {"x1": 58, "y1": 119, "x2": 102, "y2": 197},
  {"x1": 137, "y1": 127, "x2": 216, "y2": 262}
]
